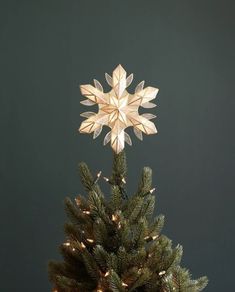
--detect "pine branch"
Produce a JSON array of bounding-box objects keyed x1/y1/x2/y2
[
  {"x1": 74, "y1": 194, "x2": 90, "y2": 210},
  {"x1": 131, "y1": 217, "x2": 148, "y2": 249},
  {"x1": 109, "y1": 269, "x2": 126, "y2": 292},
  {"x1": 119, "y1": 220, "x2": 132, "y2": 250},
  {"x1": 79, "y1": 162, "x2": 104, "y2": 199},
  {"x1": 146, "y1": 235, "x2": 172, "y2": 272},
  {"x1": 88, "y1": 190, "x2": 111, "y2": 224},
  {"x1": 54, "y1": 275, "x2": 79, "y2": 290},
  {"x1": 149, "y1": 214, "x2": 165, "y2": 237},
  {"x1": 48, "y1": 261, "x2": 67, "y2": 282},
  {"x1": 81, "y1": 248, "x2": 100, "y2": 281},
  {"x1": 125, "y1": 196, "x2": 144, "y2": 223},
  {"x1": 64, "y1": 222, "x2": 80, "y2": 241},
  {"x1": 140, "y1": 194, "x2": 155, "y2": 219},
  {"x1": 110, "y1": 150, "x2": 128, "y2": 199},
  {"x1": 93, "y1": 219, "x2": 108, "y2": 245},
  {"x1": 171, "y1": 244, "x2": 183, "y2": 267},
  {"x1": 93, "y1": 244, "x2": 110, "y2": 271},
  {"x1": 64, "y1": 197, "x2": 89, "y2": 225},
  {"x1": 127, "y1": 247, "x2": 146, "y2": 268},
  {"x1": 53, "y1": 275, "x2": 95, "y2": 291},
  {"x1": 188, "y1": 276, "x2": 209, "y2": 291},
  {"x1": 111, "y1": 150, "x2": 127, "y2": 184},
  {"x1": 107, "y1": 253, "x2": 119, "y2": 271},
  {"x1": 117, "y1": 246, "x2": 129, "y2": 272},
  {"x1": 129, "y1": 267, "x2": 152, "y2": 291},
  {"x1": 59, "y1": 244, "x2": 84, "y2": 269},
  {"x1": 111, "y1": 185, "x2": 123, "y2": 210},
  {"x1": 79, "y1": 162, "x2": 94, "y2": 191},
  {"x1": 136, "y1": 167, "x2": 153, "y2": 197},
  {"x1": 160, "y1": 244, "x2": 184, "y2": 274}
]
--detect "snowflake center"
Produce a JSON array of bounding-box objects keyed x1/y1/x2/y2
[{"x1": 102, "y1": 94, "x2": 129, "y2": 125}]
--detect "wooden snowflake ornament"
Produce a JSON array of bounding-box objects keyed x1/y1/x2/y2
[{"x1": 79, "y1": 64, "x2": 159, "y2": 153}]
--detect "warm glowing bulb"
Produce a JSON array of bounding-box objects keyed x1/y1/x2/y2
[
  {"x1": 104, "y1": 271, "x2": 110, "y2": 277},
  {"x1": 121, "y1": 177, "x2": 126, "y2": 184},
  {"x1": 152, "y1": 235, "x2": 158, "y2": 240},
  {"x1": 97, "y1": 171, "x2": 102, "y2": 177},
  {"x1": 103, "y1": 176, "x2": 109, "y2": 182},
  {"x1": 144, "y1": 236, "x2": 150, "y2": 240},
  {"x1": 81, "y1": 242, "x2": 86, "y2": 249},
  {"x1": 72, "y1": 247, "x2": 76, "y2": 251},
  {"x1": 122, "y1": 282, "x2": 128, "y2": 287},
  {"x1": 87, "y1": 238, "x2": 94, "y2": 243},
  {"x1": 159, "y1": 270, "x2": 166, "y2": 276},
  {"x1": 83, "y1": 210, "x2": 91, "y2": 214},
  {"x1": 150, "y1": 187, "x2": 156, "y2": 194},
  {"x1": 112, "y1": 214, "x2": 118, "y2": 221},
  {"x1": 63, "y1": 242, "x2": 70, "y2": 246}
]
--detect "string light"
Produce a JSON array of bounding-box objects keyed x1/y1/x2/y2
[
  {"x1": 72, "y1": 248, "x2": 76, "y2": 251},
  {"x1": 159, "y1": 270, "x2": 166, "y2": 276},
  {"x1": 144, "y1": 235, "x2": 158, "y2": 242},
  {"x1": 86, "y1": 238, "x2": 94, "y2": 243},
  {"x1": 63, "y1": 242, "x2": 71, "y2": 246},
  {"x1": 122, "y1": 282, "x2": 128, "y2": 287},
  {"x1": 143, "y1": 187, "x2": 156, "y2": 197},
  {"x1": 96, "y1": 284, "x2": 104, "y2": 292},
  {"x1": 121, "y1": 177, "x2": 126, "y2": 184},
  {"x1": 104, "y1": 271, "x2": 110, "y2": 277},
  {"x1": 111, "y1": 213, "x2": 122, "y2": 229},
  {"x1": 83, "y1": 210, "x2": 91, "y2": 215},
  {"x1": 80, "y1": 242, "x2": 86, "y2": 249},
  {"x1": 149, "y1": 187, "x2": 156, "y2": 194},
  {"x1": 94, "y1": 171, "x2": 102, "y2": 184},
  {"x1": 112, "y1": 214, "x2": 118, "y2": 221},
  {"x1": 103, "y1": 176, "x2": 109, "y2": 182}
]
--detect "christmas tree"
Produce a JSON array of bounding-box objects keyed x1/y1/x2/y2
[{"x1": 48, "y1": 65, "x2": 208, "y2": 291}]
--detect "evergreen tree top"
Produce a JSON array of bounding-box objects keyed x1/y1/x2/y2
[{"x1": 48, "y1": 151, "x2": 208, "y2": 291}]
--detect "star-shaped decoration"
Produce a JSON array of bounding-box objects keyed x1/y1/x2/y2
[{"x1": 79, "y1": 64, "x2": 159, "y2": 153}]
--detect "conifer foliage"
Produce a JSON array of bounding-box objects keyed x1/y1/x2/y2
[{"x1": 48, "y1": 151, "x2": 208, "y2": 291}]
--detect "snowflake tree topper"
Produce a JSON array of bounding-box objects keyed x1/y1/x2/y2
[{"x1": 79, "y1": 64, "x2": 159, "y2": 154}]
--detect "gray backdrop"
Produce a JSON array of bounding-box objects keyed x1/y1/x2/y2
[{"x1": 0, "y1": 0, "x2": 234, "y2": 291}]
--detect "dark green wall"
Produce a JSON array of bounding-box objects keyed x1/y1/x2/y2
[{"x1": 0, "y1": 0, "x2": 234, "y2": 291}]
